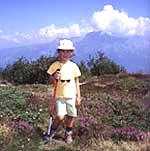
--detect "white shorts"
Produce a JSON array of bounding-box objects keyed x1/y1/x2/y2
[{"x1": 55, "y1": 97, "x2": 77, "y2": 117}]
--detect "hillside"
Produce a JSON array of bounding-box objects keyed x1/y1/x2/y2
[{"x1": 0, "y1": 73, "x2": 150, "y2": 151}]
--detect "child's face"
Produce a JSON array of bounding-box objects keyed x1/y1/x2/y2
[{"x1": 58, "y1": 50, "x2": 74, "y2": 62}]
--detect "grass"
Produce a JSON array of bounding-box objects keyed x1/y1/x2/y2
[{"x1": 0, "y1": 73, "x2": 150, "y2": 151}]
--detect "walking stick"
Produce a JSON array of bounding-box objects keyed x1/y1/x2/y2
[
  {"x1": 44, "y1": 79, "x2": 58, "y2": 144},
  {"x1": 47, "y1": 79, "x2": 58, "y2": 136}
]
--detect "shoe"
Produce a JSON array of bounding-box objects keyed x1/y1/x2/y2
[
  {"x1": 65, "y1": 131, "x2": 73, "y2": 144},
  {"x1": 49, "y1": 128, "x2": 56, "y2": 138},
  {"x1": 43, "y1": 129, "x2": 56, "y2": 144},
  {"x1": 43, "y1": 135, "x2": 51, "y2": 144}
]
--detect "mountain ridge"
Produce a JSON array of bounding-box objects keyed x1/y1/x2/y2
[{"x1": 0, "y1": 31, "x2": 149, "y2": 73}]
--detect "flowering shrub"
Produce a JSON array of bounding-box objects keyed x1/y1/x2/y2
[
  {"x1": 0, "y1": 74, "x2": 149, "y2": 150},
  {"x1": 77, "y1": 75, "x2": 150, "y2": 146},
  {"x1": 7, "y1": 120, "x2": 34, "y2": 136},
  {"x1": 112, "y1": 126, "x2": 150, "y2": 141}
]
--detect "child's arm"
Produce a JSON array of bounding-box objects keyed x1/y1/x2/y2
[
  {"x1": 48, "y1": 69, "x2": 60, "y2": 84},
  {"x1": 75, "y1": 77, "x2": 81, "y2": 106},
  {"x1": 47, "y1": 69, "x2": 61, "y2": 84}
]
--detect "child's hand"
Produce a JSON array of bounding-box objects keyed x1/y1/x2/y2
[
  {"x1": 54, "y1": 70, "x2": 61, "y2": 80},
  {"x1": 76, "y1": 96, "x2": 81, "y2": 106}
]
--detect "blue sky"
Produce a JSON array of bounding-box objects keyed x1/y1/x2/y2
[{"x1": 0, "y1": 0, "x2": 149, "y2": 46}]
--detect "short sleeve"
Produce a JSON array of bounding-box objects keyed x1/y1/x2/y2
[
  {"x1": 74, "y1": 64, "x2": 81, "y2": 77},
  {"x1": 47, "y1": 62, "x2": 59, "y2": 75}
]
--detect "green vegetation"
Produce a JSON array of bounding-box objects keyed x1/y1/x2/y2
[
  {"x1": 87, "y1": 52, "x2": 125, "y2": 76},
  {"x1": 0, "y1": 74, "x2": 150, "y2": 151},
  {"x1": 2, "y1": 56, "x2": 58, "y2": 84},
  {"x1": 0, "y1": 51, "x2": 126, "y2": 84},
  {"x1": 0, "y1": 51, "x2": 149, "y2": 150}
]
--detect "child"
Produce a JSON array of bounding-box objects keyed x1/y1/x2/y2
[{"x1": 46, "y1": 39, "x2": 81, "y2": 144}]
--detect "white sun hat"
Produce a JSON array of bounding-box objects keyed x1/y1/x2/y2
[{"x1": 57, "y1": 39, "x2": 75, "y2": 50}]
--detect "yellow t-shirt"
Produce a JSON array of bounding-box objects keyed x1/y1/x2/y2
[{"x1": 47, "y1": 60, "x2": 81, "y2": 98}]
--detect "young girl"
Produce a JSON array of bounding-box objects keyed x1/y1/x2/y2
[{"x1": 46, "y1": 39, "x2": 81, "y2": 144}]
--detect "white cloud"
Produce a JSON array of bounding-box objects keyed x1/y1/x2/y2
[
  {"x1": 0, "y1": 35, "x2": 12, "y2": 41},
  {"x1": 0, "y1": 4, "x2": 149, "y2": 46},
  {"x1": 92, "y1": 4, "x2": 150, "y2": 36},
  {"x1": 38, "y1": 5, "x2": 150, "y2": 39},
  {"x1": 39, "y1": 24, "x2": 81, "y2": 39},
  {"x1": 0, "y1": 32, "x2": 33, "y2": 44}
]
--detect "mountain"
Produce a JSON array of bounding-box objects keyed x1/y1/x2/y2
[
  {"x1": 0, "y1": 38, "x2": 20, "y2": 49},
  {"x1": 74, "y1": 32, "x2": 150, "y2": 73},
  {"x1": 0, "y1": 32, "x2": 149, "y2": 73},
  {"x1": 0, "y1": 42, "x2": 57, "y2": 68}
]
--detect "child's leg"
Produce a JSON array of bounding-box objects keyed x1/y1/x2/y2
[
  {"x1": 52, "y1": 115, "x2": 64, "y2": 129},
  {"x1": 64, "y1": 98, "x2": 77, "y2": 143},
  {"x1": 49, "y1": 115, "x2": 64, "y2": 139},
  {"x1": 65, "y1": 115, "x2": 74, "y2": 143},
  {"x1": 52, "y1": 98, "x2": 66, "y2": 130},
  {"x1": 43, "y1": 116, "x2": 64, "y2": 143},
  {"x1": 65, "y1": 115, "x2": 74, "y2": 128}
]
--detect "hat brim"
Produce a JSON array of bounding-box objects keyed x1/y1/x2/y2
[{"x1": 57, "y1": 46, "x2": 75, "y2": 50}]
